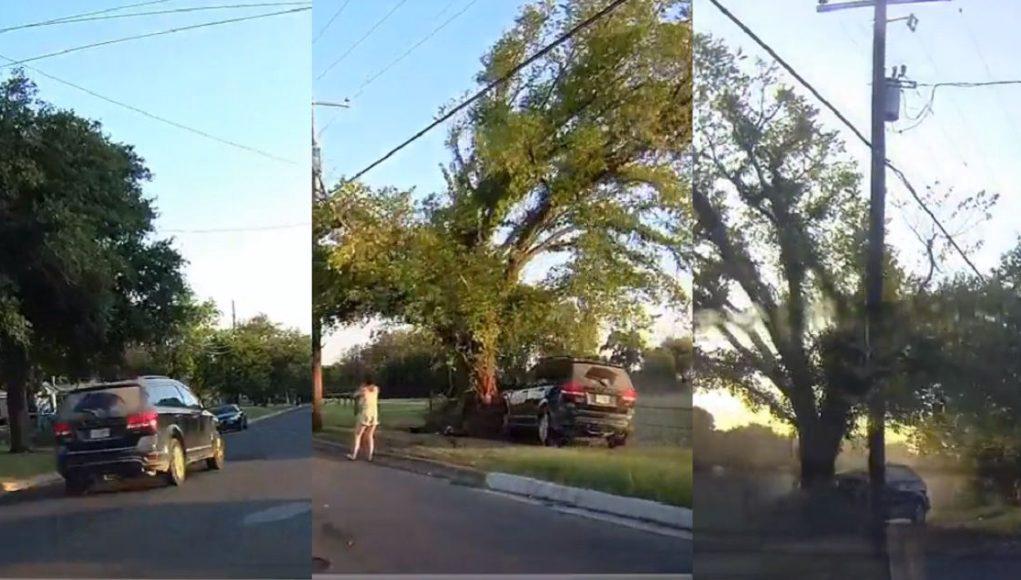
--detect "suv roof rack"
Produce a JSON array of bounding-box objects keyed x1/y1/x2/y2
[{"x1": 137, "y1": 375, "x2": 169, "y2": 379}]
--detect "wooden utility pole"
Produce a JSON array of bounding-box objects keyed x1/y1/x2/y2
[
  {"x1": 310, "y1": 100, "x2": 347, "y2": 432},
  {"x1": 818, "y1": 0, "x2": 948, "y2": 573}
]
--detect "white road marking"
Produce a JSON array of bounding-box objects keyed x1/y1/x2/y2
[{"x1": 242, "y1": 501, "x2": 311, "y2": 526}]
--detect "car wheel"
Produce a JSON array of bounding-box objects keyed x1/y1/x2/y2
[
  {"x1": 205, "y1": 435, "x2": 225, "y2": 471},
  {"x1": 608, "y1": 434, "x2": 627, "y2": 449},
  {"x1": 537, "y1": 410, "x2": 556, "y2": 447},
  {"x1": 64, "y1": 476, "x2": 89, "y2": 496},
  {"x1": 242, "y1": 419, "x2": 248, "y2": 430},
  {"x1": 164, "y1": 437, "x2": 187, "y2": 487},
  {"x1": 913, "y1": 501, "x2": 927, "y2": 525}
]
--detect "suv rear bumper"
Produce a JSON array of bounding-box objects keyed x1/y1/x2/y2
[
  {"x1": 57, "y1": 445, "x2": 170, "y2": 479},
  {"x1": 557, "y1": 408, "x2": 633, "y2": 437}
]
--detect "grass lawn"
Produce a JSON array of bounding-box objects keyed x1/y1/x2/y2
[
  {"x1": 931, "y1": 504, "x2": 1021, "y2": 535},
  {"x1": 241, "y1": 404, "x2": 295, "y2": 421},
  {"x1": 320, "y1": 398, "x2": 428, "y2": 430},
  {"x1": 0, "y1": 450, "x2": 55, "y2": 482},
  {"x1": 317, "y1": 398, "x2": 691, "y2": 507}
]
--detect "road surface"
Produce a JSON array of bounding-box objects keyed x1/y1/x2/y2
[
  {"x1": 312, "y1": 449, "x2": 692, "y2": 575},
  {"x1": 0, "y1": 406, "x2": 311, "y2": 578}
]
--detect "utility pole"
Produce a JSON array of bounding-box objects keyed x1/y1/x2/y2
[
  {"x1": 818, "y1": 0, "x2": 949, "y2": 573},
  {"x1": 231, "y1": 299, "x2": 237, "y2": 329},
  {"x1": 311, "y1": 99, "x2": 348, "y2": 431}
]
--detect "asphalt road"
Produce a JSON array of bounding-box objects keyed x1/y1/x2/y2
[
  {"x1": 0, "y1": 406, "x2": 311, "y2": 578},
  {"x1": 312, "y1": 450, "x2": 692, "y2": 575}
]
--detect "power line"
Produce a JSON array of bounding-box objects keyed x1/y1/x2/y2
[
  {"x1": 341, "y1": 0, "x2": 632, "y2": 186},
  {"x1": 349, "y1": 0, "x2": 479, "y2": 100},
  {"x1": 312, "y1": 0, "x2": 353, "y2": 44},
  {"x1": 161, "y1": 223, "x2": 310, "y2": 234},
  {"x1": 0, "y1": 55, "x2": 295, "y2": 164},
  {"x1": 316, "y1": 0, "x2": 410, "y2": 81},
  {"x1": 0, "y1": 3, "x2": 310, "y2": 34},
  {"x1": 0, "y1": 7, "x2": 311, "y2": 71},
  {"x1": 0, "y1": 0, "x2": 172, "y2": 35},
  {"x1": 707, "y1": 0, "x2": 983, "y2": 280}
]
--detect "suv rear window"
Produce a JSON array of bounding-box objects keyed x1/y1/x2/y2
[
  {"x1": 531, "y1": 360, "x2": 634, "y2": 392},
  {"x1": 59, "y1": 385, "x2": 143, "y2": 418}
]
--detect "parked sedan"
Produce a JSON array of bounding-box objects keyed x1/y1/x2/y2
[{"x1": 212, "y1": 404, "x2": 248, "y2": 431}]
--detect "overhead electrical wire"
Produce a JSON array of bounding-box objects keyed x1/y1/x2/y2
[
  {"x1": 707, "y1": 0, "x2": 984, "y2": 280},
  {"x1": 0, "y1": 0, "x2": 172, "y2": 35},
  {"x1": 0, "y1": 54, "x2": 295, "y2": 164},
  {"x1": 340, "y1": 0, "x2": 632, "y2": 186},
  {"x1": 0, "y1": 6, "x2": 311, "y2": 71},
  {"x1": 317, "y1": 0, "x2": 476, "y2": 138},
  {"x1": 0, "y1": 3, "x2": 310, "y2": 34},
  {"x1": 316, "y1": 0, "x2": 410, "y2": 81},
  {"x1": 312, "y1": 0, "x2": 353, "y2": 44}
]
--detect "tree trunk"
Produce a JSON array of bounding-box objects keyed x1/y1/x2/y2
[
  {"x1": 469, "y1": 346, "x2": 498, "y2": 406},
  {"x1": 798, "y1": 421, "x2": 843, "y2": 489},
  {"x1": 311, "y1": 319, "x2": 323, "y2": 432},
  {"x1": 5, "y1": 361, "x2": 32, "y2": 453}
]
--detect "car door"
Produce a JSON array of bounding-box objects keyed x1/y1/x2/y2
[
  {"x1": 171, "y1": 382, "x2": 206, "y2": 454},
  {"x1": 148, "y1": 381, "x2": 189, "y2": 447},
  {"x1": 180, "y1": 383, "x2": 216, "y2": 449}
]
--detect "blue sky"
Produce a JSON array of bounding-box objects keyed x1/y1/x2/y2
[
  {"x1": 696, "y1": 0, "x2": 1021, "y2": 429},
  {"x1": 314, "y1": 0, "x2": 685, "y2": 363},
  {"x1": 1, "y1": 1, "x2": 312, "y2": 334}
]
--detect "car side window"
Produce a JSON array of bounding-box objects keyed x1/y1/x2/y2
[
  {"x1": 174, "y1": 383, "x2": 201, "y2": 409},
  {"x1": 149, "y1": 382, "x2": 185, "y2": 408}
]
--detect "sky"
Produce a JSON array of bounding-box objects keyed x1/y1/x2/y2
[
  {"x1": 0, "y1": 1, "x2": 312, "y2": 334},
  {"x1": 314, "y1": 0, "x2": 685, "y2": 364},
  {"x1": 695, "y1": 0, "x2": 1021, "y2": 430}
]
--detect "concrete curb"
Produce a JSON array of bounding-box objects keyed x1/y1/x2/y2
[
  {"x1": 485, "y1": 472, "x2": 692, "y2": 531},
  {"x1": 0, "y1": 471, "x2": 62, "y2": 495},
  {"x1": 248, "y1": 404, "x2": 307, "y2": 425},
  {"x1": 313, "y1": 435, "x2": 692, "y2": 532}
]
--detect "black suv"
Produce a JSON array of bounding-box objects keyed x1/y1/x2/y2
[
  {"x1": 54, "y1": 376, "x2": 224, "y2": 495},
  {"x1": 834, "y1": 464, "x2": 931, "y2": 524},
  {"x1": 502, "y1": 357, "x2": 637, "y2": 447}
]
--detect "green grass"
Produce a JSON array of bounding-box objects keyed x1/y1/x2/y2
[
  {"x1": 931, "y1": 504, "x2": 1021, "y2": 535},
  {"x1": 317, "y1": 397, "x2": 692, "y2": 507},
  {"x1": 0, "y1": 450, "x2": 55, "y2": 482},
  {"x1": 320, "y1": 398, "x2": 428, "y2": 430},
  {"x1": 241, "y1": 404, "x2": 294, "y2": 420},
  {"x1": 420, "y1": 445, "x2": 692, "y2": 508}
]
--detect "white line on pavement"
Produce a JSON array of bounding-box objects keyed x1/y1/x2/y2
[{"x1": 242, "y1": 501, "x2": 311, "y2": 526}]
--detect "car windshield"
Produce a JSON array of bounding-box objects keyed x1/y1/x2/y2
[{"x1": 212, "y1": 405, "x2": 237, "y2": 414}]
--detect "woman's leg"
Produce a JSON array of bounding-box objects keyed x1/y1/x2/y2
[
  {"x1": 365, "y1": 424, "x2": 377, "y2": 460},
  {"x1": 348, "y1": 424, "x2": 366, "y2": 459}
]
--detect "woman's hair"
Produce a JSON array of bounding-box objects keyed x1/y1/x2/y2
[{"x1": 362, "y1": 373, "x2": 375, "y2": 386}]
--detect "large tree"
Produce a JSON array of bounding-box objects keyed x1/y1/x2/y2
[
  {"x1": 692, "y1": 35, "x2": 915, "y2": 487},
  {"x1": 322, "y1": 0, "x2": 690, "y2": 409},
  {"x1": 0, "y1": 72, "x2": 190, "y2": 452}
]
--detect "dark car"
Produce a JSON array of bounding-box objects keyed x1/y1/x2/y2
[
  {"x1": 53, "y1": 376, "x2": 224, "y2": 495},
  {"x1": 212, "y1": 404, "x2": 248, "y2": 431},
  {"x1": 834, "y1": 463, "x2": 931, "y2": 524},
  {"x1": 502, "y1": 357, "x2": 637, "y2": 447}
]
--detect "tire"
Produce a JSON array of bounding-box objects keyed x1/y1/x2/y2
[
  {"x1": 164, "y1": 437, "x2": 187, "y2": 487},
  {"x1": 64, "y1": 476, "x2": 89, "y2": 496},
  {"x1": 608, "y1": 433, "x2": 628, "y2": 449},
  {"x1": 206, "y1": 434, "x2": 225, "y2": 471},
  {"x1": 536, "y1": 410, "x2": 555, "y2": 447},
  {"x1": 912, "y1": 501, "x2": 927, "y2": 525},
  {"x1": 243, "y1": 419, "x2": 248, "y2": 430}
]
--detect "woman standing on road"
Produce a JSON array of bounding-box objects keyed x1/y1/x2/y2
[{"x1": 347, "y1": 374, "x2": 379, "y2": 461}]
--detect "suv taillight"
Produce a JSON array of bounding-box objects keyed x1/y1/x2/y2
[
  {"x1": 621, "y1": 387, "x2": 637, "y2": 406},
  {"x1": 561, "y1": 381, "x2": 587, "y2": 402},
  {"x1": 53, "y1": 422, "x2": 72, "y2": 438},
  {"x1": 126, "y1": 410, "x2": 158, "y2": 434}
]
